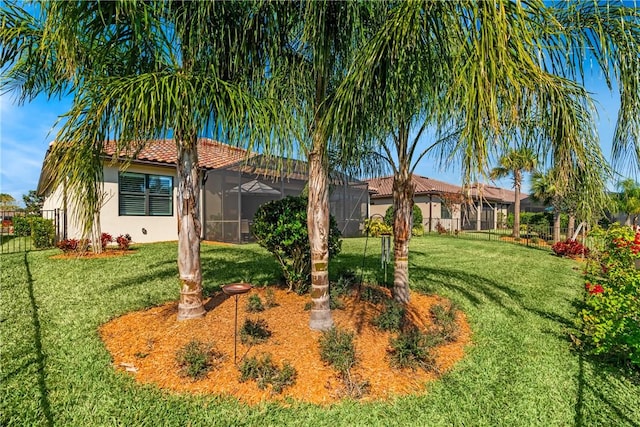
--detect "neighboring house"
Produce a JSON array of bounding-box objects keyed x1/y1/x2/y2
[
  {"x1": 37, "y1": 139, "x2": 369, "y2": 244},
  {"x1": 366, "y1": 174, "x2": 528, "y2": 232}
]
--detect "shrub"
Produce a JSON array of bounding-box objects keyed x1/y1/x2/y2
[
  {"x1": 116, "y1": 234, "x2": 132, "y2": 250},
  {"x1": 435, "y1": 221, "x2": 447, "y2": 234},
  {"x1": 373, "y1": 300, "x2": 405, "y2": 332},
  {"x1": 430, "y1": 303, "x2": 459, "y2": 342},
  {"x1": 240, "y1": 318, "x2": 271, "y2": 345},
  {"x1": 412, "y1": 226, "x2": 424, "y2": 237},
  {"x1": 175, "y1": 340, "x2": 224, "y2": 380},
  {"x1": 12, "y1": 216, "x2": 31, "y2": 237},
  {"x1": 252, "y1": 196, "x2": 342, "y2": 293},
  {"x1": 359, "y1": 285, "x2": 388, "y2": 304},
  {"x1": 238, "y1": 353, "x2": 297, "y2": 393},
  {"x1": 264, "y1": 288, "x2": 278, "y2": 308},
  {"x1": 581, "y1": 224, "x2": 640, "y2": 367},
  {"x1": 363, "y1": 217, "x2": 392, "y2": 237},
  {"x1": 329, "y1": 271, "x2": 356, "y2": 310},
  {"x1": 56, "y1": 239, "x2": 80, "y2": 253},
  {"x1": 388, "y1": 328, "x2": 440, "y2": 370},
  {"x1": 319, "y1": 327, "x2": 356, "y2": 374},
  {"x1": 246, "y1": 294, "x2": 265, "y2": 313},
  {"x1": 101, "y1": 232, "x2": 113, "y2": 250},
  {"x1": 384, "y1": 205, "x2": 423, "y2": 229},
  {"x1": 30, "y1": 217, "x2": 55, "y2": 248},
  {"x1": 552, "y1": 239, "x2": 590, "y2": 258}
]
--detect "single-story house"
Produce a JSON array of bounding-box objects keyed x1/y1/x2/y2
[
  {"x1": 37, "y1": 139, "x2": 369, "y2": 244},
  {"x1": 366, "y1": 174, "x2": 527, "y2": 232}
]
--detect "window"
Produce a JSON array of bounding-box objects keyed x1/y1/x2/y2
[
  {"x1": 119, "y1": 172, "x2": 173, "y2": 216},
  {"x1": 440, "y1": 204, "x2": 452, "y2": 219}
]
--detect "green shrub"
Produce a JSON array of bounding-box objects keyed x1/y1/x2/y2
[
  {"x1": 175, "y1": 340, "x2": 224, "y2": 380},
  {"x1": 363, "y1": 218, "x2": 392, "y2": 237},
  {"x1": 329, "y1": 271, "x2": 356, "y2": 310},
  {"x1": 240, "y1": 318, "x2": 272, "y2": 345},
  {"x1": 238, "y1": 353, "x2": 297, "y2": 393},
  {"x1": 319, "y1": 327, "x2": 356, "y2": 374},
  {"x1": 252, "y1": 196, "x2": 342, "y2": 293},
  {"x1": 12, "y1": 216, "x2": 31, "y2": 237},
  {"x1": 430, "y1": 303, "x2": 459, "y2": 342},
  {"x1": 359, "y1": 285, "x2": 388, "y2": 304},
  {"x1": 412, "y1": 226, "x2": 424, "y2": 237},
  {"x1": 30, "y1": 217, "x2": 55, "y2": 248},
  {"x1": 264, "y1": 288, "x2": 278, "y2": 308},
  {"x1": 246, "y1": 294, "x2": 265, "y2": 313},
  {"x1": 385, "y1": 205, "x2": 423, "y2": 228},
  {"x1": 581, "y1": 224, "x2": 640, "y2": 367},
  {"x1": 389, "y1": 328, "x2": 440, "y2": 370},
  {"x1": 373, "y1": 300, "x2": 405, "y2": 332}
]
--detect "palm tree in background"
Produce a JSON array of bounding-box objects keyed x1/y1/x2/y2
[
  {"x1": 1, "y1": 1, "x2": 289, "y2": 320},
  {"x1": 490, "y1": 148, "x2": 538, "y2": 239},
  {"x1": 530, "y1": 170, "x2": 562, "y2": 242},
  {"x1": 615, "y1": 179, "x2": 640, "y2": 226},
  {"x1": 325, "y1": 1, "x2": 640, "y2": 303}
]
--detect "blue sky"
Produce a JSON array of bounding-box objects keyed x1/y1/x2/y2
[{"x1": 0, "y1": 72, "x2": 626, "y2": 207}]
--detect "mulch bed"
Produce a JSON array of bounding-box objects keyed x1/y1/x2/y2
[
  {"x1": 50, "y1": 249, "x2": 137, "y2": 259},
  {"x1": 100, "y1": 287, "x2": 471, "y2": 406}
]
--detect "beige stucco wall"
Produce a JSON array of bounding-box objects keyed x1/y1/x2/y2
[
  {"x1": 43, "y1": 162, "x2": 182, "y2": 244},
  {"x1": 369, "y1": 195, "x2": 462, "y2": 231}
]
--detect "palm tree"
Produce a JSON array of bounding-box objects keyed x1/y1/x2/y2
[
  {"x1": 325, "y1": 1, "x2": 640, "y2": 303},
  {"x1": 490, "y1": 148, "x2": 537, "y2": 239},
  {"x1": 530, "y1": 170, "x2": 562, "y2": 242},
  {"x1": 1, "y1": 1, "x2": 288, "y2": 320}
]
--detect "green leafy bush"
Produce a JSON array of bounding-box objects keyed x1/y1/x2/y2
[
  {"x1": 363, "y1": 217, "x2": 392, "y2": 237},
  {"x1": 373, "y1": 300, "x2": 405, "y2": 332},
  {"x1": 319, "y1": 327, "x2": 356, "y2": 374},
  {"x1": 238, "y1": 353, "x2": 296, "y2": 393},
  {"x1": 175, "y1": 340, "x2": 224, "y2": 380},
  {"x1": 581, "y1": 224, "x2": 640, "y2": 367},
  {"x1": 30, "y1": 217, "x2": 55, "y2": 248},
  {"x1": 240, "y1": 318, "x2": 272, "y2": 345},
  {"x1": 388, "y1": 328, "x2": 440, "y2": 370},
  {"x1": 264, "y1": 288, "x2": 278, "y2": 308},
  {"x1": 12, "y1": 216, "x2": 31, "y2": 237},
  {"x1": 246, "y1": 294, "x2": 265, "y2": 313},
  {"x1": 252, "y1": 196, "x2": 342, "y2": 293},
  {"x1": 430, "y1": 302, "x2": 459, "y2": 342},
  {"x1": 385, "y1": 205, "x2": 423, "y2": 229},
  {"x1": 412, "y1": 226, "x2": 424, "y2": 237}
]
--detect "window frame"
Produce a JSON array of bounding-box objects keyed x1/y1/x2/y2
[{"x1": 118, "y1": 172, "x2": 174, "y2": 217}]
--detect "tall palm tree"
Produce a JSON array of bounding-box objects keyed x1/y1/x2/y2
[
  {"x1": 325, "y1": 1, "x2": 640, "y2": 303},
  {"x1": 490, "y1": 148, "x2": 537, "y2": 239},
  {"x1": 530, "y1": 170, "x2": 562, "y2": 242},
  {"x1": 1, "y1": 1, "x2": 288, "y2": 320}
]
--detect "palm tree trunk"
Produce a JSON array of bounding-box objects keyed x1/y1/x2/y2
[
  {"x1": 176, "y1": 135, "x2": 206, "y2": 321},
  {"x1": 553, "y1": 209, "x2": 561, "y2": 243},
  {"x1": 513, "y1": 171, "x2": 521, "y2": 239},
  {"x1": 392, "y1": 169, "x2": 414, "y2": 304},
  {"x1": 568, "y1": 214, "x2": 575, "y2": 239},
  {"x1": 307, "y1": 138, "x2": 333, "y2": 331}
]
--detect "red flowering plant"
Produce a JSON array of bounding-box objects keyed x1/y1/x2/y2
[
  {"x1": 100, "y1": 232, "x2": 113, "y2": 250},
  {"x1": 581, "y1": 224, "x2": 640, "y2": 368},
  {"x1": 552, "y1": 239, "x2": 590, "y2": 258},
  {"x1": 116, "y1": 234, "x2": 132, "y2": 250}
]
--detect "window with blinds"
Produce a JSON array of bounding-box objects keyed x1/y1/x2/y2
[
  {"x1": 440, "y1": 204, "x2": 452, "y2": 219},
  {"x1": 119, "y1": 172, "x2": 173, "y2": 216}
]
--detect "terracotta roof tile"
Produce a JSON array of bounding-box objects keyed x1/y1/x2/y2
[
  {"x1": 466, "y1": 183, "x2": 528, "y2": 203},
  {"x1": 365, "y1": 174, "x2": 462, "y2": 198},
  {"x1": 102, "y1": 138, "x2": 248, "y2": 169}
]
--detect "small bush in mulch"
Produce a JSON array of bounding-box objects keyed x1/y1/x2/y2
[
  {"x1": 359, "y1": 285, "x2": 389, "y2": 304},
  {"x1": 388, "y1": 328, "x2": 441, "y2": 371},
  {"x1": 238, "y1": 353, "x2": 297, "y2": 394},
  {"x1": 264, "y1": 288, "x2": 278, "y2": 308},
  {"x1": 319, "y1": 327, "x2": 370, "y2": 399},
  {"x1": 552, "y1": 239, "x2": 590, "y2": 258},
  {"x1": 430, "y1": 302, "x2": 460, "y2": 342},
  {"x1": 246, "y1": 294, "x2": 265, "y2": 313},
  {"x1": 175, "y1": 340, "x2": 225, "y2": 380},
  {"x1": 240, "y1": 318, "x2": 272, "y2": 345},
  {"x1": 373, "y1": 300, "x2": 406, "y2": 332}
]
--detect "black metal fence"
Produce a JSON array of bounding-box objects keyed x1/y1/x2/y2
[{"x1": 0, "y1": 210, "x2": 66, "y2": 254}]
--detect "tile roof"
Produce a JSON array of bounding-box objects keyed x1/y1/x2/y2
[
  {"x1": 465, "y1": 183, "x2": 528, "y2": 203},
  {"x1": 366, "y1": 174, "x2": 462, "y2": 198},
  {"x1": 102, "y1": 138, "x2": 249, "y2": 170}
]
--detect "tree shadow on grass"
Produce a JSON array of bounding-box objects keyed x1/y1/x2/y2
[{"x1": 23, "y1": 253, "x2": 54, "y2": 427}]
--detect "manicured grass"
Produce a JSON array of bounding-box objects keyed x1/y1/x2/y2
[{"x1": 2, "y1": 237, "x2": 638, "y2": 426}]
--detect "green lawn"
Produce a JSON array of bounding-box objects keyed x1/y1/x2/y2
[{"x1": 1, "y1": 236, "x2": 638, "y2": 426}]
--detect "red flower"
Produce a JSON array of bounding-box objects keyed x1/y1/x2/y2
[{"x1": 588, "y1": 284, "x2": 604, "y2": 295}]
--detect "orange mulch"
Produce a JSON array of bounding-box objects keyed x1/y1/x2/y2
[
  {"x1": 500, "y1": 236, "x2": 551, "y2": 246},
  {"x1": 99, "y1": 287, "x2": 471, "y2": 406},
  {"x1": 50, "y1": 249, "x2": 137, "y2": 260}
]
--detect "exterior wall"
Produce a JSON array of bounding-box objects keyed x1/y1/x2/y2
[
  {"x1": 369, "y1": 195, "x2": 462, "y2": 232},
  {"x1": 42, "y1": 162, "x2": 180, "y2": 244}
]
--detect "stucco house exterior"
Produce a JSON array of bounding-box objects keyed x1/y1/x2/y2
[
  {"x1": 365, "y1": 174, "x2": 526, "y2": 232},
  {"x1": 37, "y1": 139, "x2": 369, "y2": 244}
]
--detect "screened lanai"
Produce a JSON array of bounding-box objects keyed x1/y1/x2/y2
[{"x1": 202, "y1": 155, "x2": 369, "y2": 243}]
